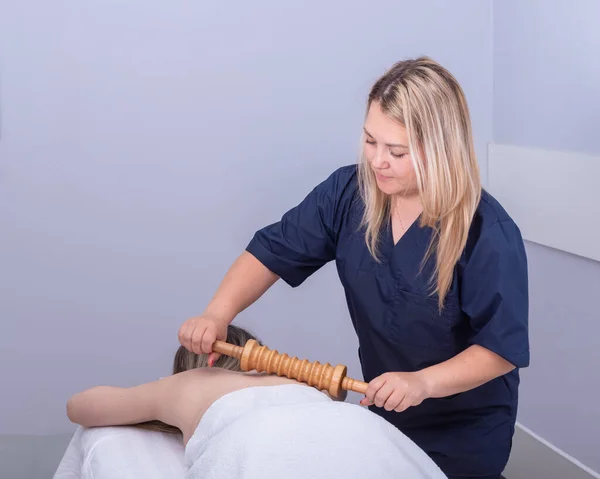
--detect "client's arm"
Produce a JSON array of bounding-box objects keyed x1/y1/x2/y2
[
  {"x1": 66, "y1": 378, "x2": 169, "y2": 428},
  {"x1": 65, "y1": 368, "x2": 271, "y2": 442}
]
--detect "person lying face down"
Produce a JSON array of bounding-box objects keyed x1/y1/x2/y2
[
  {"x1": 66, "y1": 325, "x2": 448, "y2": 479},
  {"x1": 133, "y1": 324, "x2": 265, "y2": 436},
  {"x1": 67, "y1": 324, "x2": 264, "y2": 440}
]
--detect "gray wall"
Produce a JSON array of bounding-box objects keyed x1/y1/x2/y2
[
  {"x1": 0, "y1": 434, "x2": 73, "y2": 479},
  {"x1": 0, "y1": 0, "x2": 493, "y2": 439},
  {"x1": 493, "y1": 0, "x2": 600, "y2": 473}
]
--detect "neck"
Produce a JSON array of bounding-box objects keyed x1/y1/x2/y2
[{"x1": 391, "y1": 193, "x2": 422, "y2": 217}]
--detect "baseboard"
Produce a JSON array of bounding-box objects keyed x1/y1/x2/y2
[
  {"x1": 0, "y1": 433, "x2": 73, "y2": 479},
  {"x1": 504, "y1": 423, "x2": 600, "y2": 479}
]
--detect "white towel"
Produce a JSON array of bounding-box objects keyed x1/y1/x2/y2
[
  {"x1": 184, "y1": 384, "x2": 447, "y2": 479},
  {"x1": 54, "y1": 425, "x2": 188, "y2": 479}
]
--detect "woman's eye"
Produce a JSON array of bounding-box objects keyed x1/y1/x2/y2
[
  {"x1": 391, "y1": 152, "x2": 406, "y2": 159},
  {"x1": 365, "y1": 139, "x2": 375, "y2": 145}
]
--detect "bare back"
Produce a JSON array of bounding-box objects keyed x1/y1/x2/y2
[
  {"x1": 68, "y1": 366, "x2": 319, "y2": 445},
  {"x1": 149, "y1": 368, "x2": 306, "y2": 444}
]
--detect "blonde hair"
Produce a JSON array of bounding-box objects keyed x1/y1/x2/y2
[
  {"x1": 135, "y1": 324, "x2": 261, "y2": 435},
  {"x1": 170, "y1": 324, "x2": 260, "y2": 374},
  {"x1": 357, "y1": 56, "x2": 481, "y2": 310}
]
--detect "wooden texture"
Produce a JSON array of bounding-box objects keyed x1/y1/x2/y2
[{"x1": 212, "y1": 339, "x2": 368, "y2": 397}]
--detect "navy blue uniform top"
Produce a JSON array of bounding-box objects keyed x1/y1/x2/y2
[{"x1": 246, "y1": 165, "x2": 529, "y2": 479}]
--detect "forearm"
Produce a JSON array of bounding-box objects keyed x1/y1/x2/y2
[
  {"x1": 67, "y1": 384, "x2": 159, "y2": 428},
  {"x1": 204, "y1": 251, "x2": 279, "y2": 323},
  {"x1": 418, "y1": 345, "x2": 515, "y2": 399}
]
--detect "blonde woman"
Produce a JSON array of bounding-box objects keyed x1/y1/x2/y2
[{"x1": 179, "y1": 57, "x2": 529, "y2": 479}]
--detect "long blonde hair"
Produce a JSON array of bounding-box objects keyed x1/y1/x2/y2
[
  {"x1": 135, "y1": 324, "x2": 261, "y2": 435},
  {"x1": 357, "y1": 56, "x2": 481, "y2": 310}
]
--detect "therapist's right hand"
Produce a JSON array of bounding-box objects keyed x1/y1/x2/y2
[{"x1": 178, "y1": 313, "x2": 229, "y2": 365}]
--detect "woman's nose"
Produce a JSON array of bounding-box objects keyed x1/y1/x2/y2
[{"x1": 370, "y1": 148, "x2": 387, "y2": 169}]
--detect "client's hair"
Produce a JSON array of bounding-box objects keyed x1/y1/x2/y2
[
  {"x1": 135, "y1": 323, "x2": 260, "y2": 435},
  {"x1": 171, "y1": 324, "x2": 259, "y2": 374}
]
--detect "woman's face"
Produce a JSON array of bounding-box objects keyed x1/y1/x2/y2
[{"x1": 363, "y1": 101, "x2": 418, "y2": 197}]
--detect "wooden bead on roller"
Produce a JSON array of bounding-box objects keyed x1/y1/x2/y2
[{"x1": 212, "y1": 339, "x2": 368, "y2": 398}]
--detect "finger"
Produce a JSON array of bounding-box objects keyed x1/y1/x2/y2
[
  {"x1": 178, "y1": 321, "x2": 194, "y2": 352},
  {"x1": 177, "y1": 324, "x2": 185, "y2": 344},
  {"x1": 373, "y1": 382, "x2": 395, "y2": 408},
  {"x1": 177, "y1": 324, "x2": 186, "y2": 346},
  {"x1": 207, "y1": 352, "x2": 221, "y2": 367},
  {"x1": 190, "y1": 323, "x2": 203, "y2": 354},
  {"x1": 394, "y1": 395, "x2": 414, "y2": 413},
  {"x1": 384, "y1": 390, "x2": 405, "y2": 412},
  {"x1": 361, "y1": 376, "x2": 386, "y2": 405},
  {"x1": 201, "y1": 327, "x2": 217, "y2": 355},
  {"x1": 368, "y1": 375, "x2": 388, "y2": 399}
]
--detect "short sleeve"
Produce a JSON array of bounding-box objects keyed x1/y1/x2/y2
[
  {"x1": 460, "y1": 220, "x2": 530, "y2": 368},
  {"x1": 246, "y1": 165, "x2": 356, "y2": 287}
]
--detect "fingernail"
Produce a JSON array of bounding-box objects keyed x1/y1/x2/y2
[{"x1": 208, "y1": 358, "x2": 214, "y2": 367}]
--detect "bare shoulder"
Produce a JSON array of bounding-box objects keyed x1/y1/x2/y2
[
  {"x1": 154, "y1": 368, "x2": 302, "y2": 443},
  {"x1": 161, "y1": 367, "x2": 305, "y2": 406}
]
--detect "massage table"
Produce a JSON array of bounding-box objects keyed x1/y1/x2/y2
[{"x1": 53, "y1": 425, "x2": 188, "y2": 478}]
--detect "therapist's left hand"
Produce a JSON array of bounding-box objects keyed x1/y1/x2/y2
[{"x1": 360, "y1": 371, "x2": 431, "y2": 412}]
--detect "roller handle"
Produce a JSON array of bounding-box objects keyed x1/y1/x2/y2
[
  {"x1": 212, "y1": 340, "x2": 243, "y2": 359},
  {"x1": 341, "y1": 376, "x2": 368, "y2": 395}
]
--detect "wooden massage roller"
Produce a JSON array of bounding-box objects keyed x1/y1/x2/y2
[{"x1": 212, "y1": 339, "x2": 368, "y2": 398}]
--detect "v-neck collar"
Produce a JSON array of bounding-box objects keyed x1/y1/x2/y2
[
  {"x1": 384, "y1": 212, "x2": 428, "y2": 251},
  {"x1": 380, "y1": 213, "x2": 435, "y2": 289}
]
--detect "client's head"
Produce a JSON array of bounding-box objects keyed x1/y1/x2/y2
[{"x1": 172, "y1": 323, "x2": 260, "y2": 374}]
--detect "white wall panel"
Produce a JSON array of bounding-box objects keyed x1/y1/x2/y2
[{"x1": 488, "y1": 143, "x2": 600, "y2": 262}]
